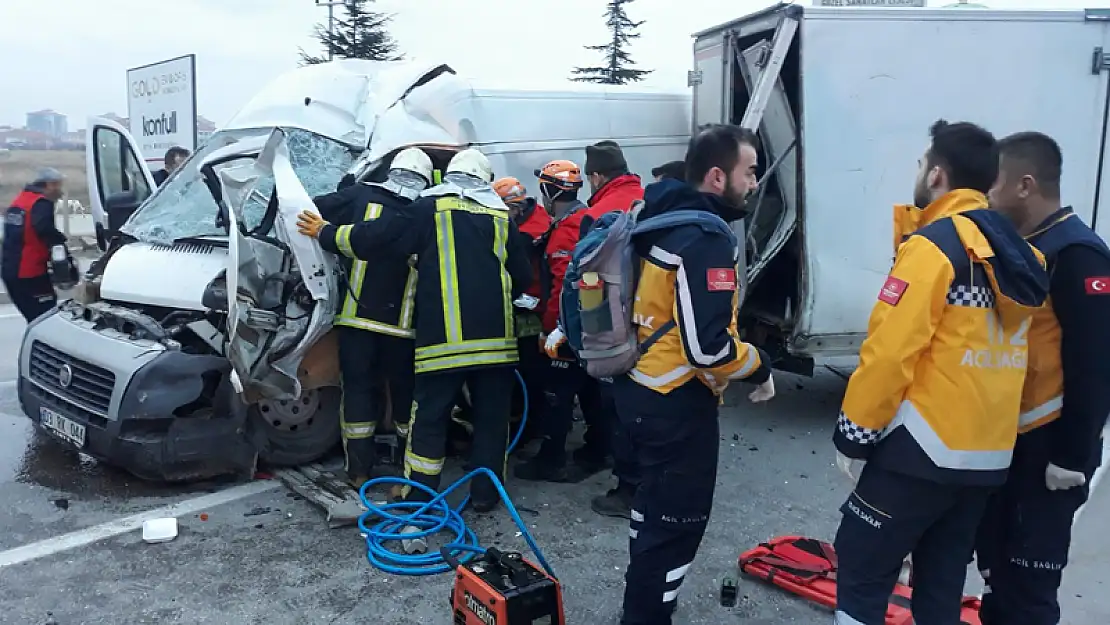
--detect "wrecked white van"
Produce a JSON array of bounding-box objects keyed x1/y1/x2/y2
[{"x1": 18, "y1": 61, "x2": 691, "y2": 480}]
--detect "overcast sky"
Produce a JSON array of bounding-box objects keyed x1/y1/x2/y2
[{"x1": 0, "y1": 0, "x2": 1106, "y2": 129}]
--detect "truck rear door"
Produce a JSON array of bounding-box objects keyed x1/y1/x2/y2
[{"x1": 690, "y1": 31, "x2": 731, "y2": 128}]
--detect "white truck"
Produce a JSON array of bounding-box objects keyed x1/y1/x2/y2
[
  {"x1": 697, "y1": 2, "x2": 1110, "y2": 375},
  {"x1": 18, "y1": 60, "x2": 691, "y2": 481}
]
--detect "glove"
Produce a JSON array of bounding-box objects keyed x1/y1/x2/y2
[
  {"x1": 543, "y1": 327, "x2": 566, "y2": 358},
  {"x1": 1045, "y1": 463, "x2": 1086, "y2": 491},
  {"x1": 296, "y1": 210, "x2": 327, "y2": 238},
  {"x1": 836, "y1": 450, "x2": 866, "y2": 483},
  {"x1": 748, "y1": 375, "x2": 775, "y2": 403}
]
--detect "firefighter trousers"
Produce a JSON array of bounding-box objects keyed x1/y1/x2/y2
[
  {"x1": 612, "y1": 376, "x2": 719, "y2": 625},
  {"x1": 404, "y1": 366, "x2": 514, "y2": 506},
  {"x1": 975, "y1": 450, "x2": 1093, "y2": 625},
  {"x1": 534, "y1": 358, "x2": 608, "y2": 468},
  {"x1": 3, "y1": 275, "x2": 56, "y2": 322},
  {"x1": 833, "y1": 465, "x2": 993, "y2": 625},
  {"x1": 336, "y1": 326, "x2": 415, "y2": 477}
]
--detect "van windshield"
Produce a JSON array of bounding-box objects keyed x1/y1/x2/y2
[{"x1": 121, "y1": 128, "x2": 358, "y2": 245}]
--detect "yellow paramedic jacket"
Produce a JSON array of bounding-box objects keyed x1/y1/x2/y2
[{"x1": 835, "y1": 190, "x2": 1050, "y2": 486}]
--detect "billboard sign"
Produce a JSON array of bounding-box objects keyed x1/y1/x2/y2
[
  {"x1": 126, "y1": 54, "x2": 198, "y2": 164},
  {"x1": 815, "y1": 0, "x2": 926, "y2": 6}
]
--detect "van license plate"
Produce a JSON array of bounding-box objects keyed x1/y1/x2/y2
[{"x1": 40, "y1": 408, "x2": 86, "y2": 447}]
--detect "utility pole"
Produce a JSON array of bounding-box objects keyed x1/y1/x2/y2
[{"x1": 315, "y1": 0, "x2": 344, "y2": 61}]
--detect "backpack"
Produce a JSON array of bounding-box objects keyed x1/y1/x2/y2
[{"x1": 559, "y1": 202, "x2": 738, "y2": 379}]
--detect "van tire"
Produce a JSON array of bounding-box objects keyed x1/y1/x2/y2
[{"x1": 252, "y1": 386, "x2": 341, "y2": 467}]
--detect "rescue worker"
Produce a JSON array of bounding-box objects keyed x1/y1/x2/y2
[
  {"x1": 494, "y1": 177, "x2": 551, "y2": 443},
  {"x1": 2, "y1": 168, "x2": 68, "y2": 322},
  {"x1": 831, "y1": 120, "x2": 1050, "y2": 625},
  {"x1": 975, "y1": 131, "x2": 1110, "y2": 625},
  {"x1": 297, "y1": 148, "x2": 531, "y2": 512},
  {"x1": 310, "y1": 147, "x2": 432, "y2": 487},
  {"x1": 514, "y1": 159, "x2": 610, "y2": 484},
  {"x1": 651, "y1": 160, "x2": 686, "y2": 183},
  {"x1": 614, "y1": 124, "x2": 776, "y2": 625}
]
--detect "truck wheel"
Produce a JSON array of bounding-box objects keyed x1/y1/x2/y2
[{"x1": 252, "y1": 386, "x2": 341, "y2": 466}]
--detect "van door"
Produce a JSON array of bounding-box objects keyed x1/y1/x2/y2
[{"x1": 85, "y1": 116, "x2": 157, "y2": 250}]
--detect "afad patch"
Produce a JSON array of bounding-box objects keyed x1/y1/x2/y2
[
  {"x1": 878, "y1": 276, "x2": 909, "y2": 306},
  {"x1": 1084, "y1": 276, "x2": 1110, "y2": 295},
  {"x1": 707, "y1": 268, "x2": 737, "y2": 292}
]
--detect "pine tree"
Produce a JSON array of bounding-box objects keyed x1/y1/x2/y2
[
  {"x1": 571, "y1": 0, "x2": 652, "y2": 85},
  {"x1": 299, "y1": 0, "x2": 402, "y2": 66}
]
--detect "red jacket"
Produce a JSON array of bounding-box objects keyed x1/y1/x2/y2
[
  {"x1": 541, "y1": 201, "x2": 588, "y2": 332},
  {"x1": 585, "y1": 174, "x2": 644, "y2": 220},
  {"x1": 514, "y1": 199, "x2": 551, "y2": 301}
]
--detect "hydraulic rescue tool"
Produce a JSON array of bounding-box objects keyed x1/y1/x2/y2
[{"x1": 737, "y1": 535, "x2": 982, "y2": 625}]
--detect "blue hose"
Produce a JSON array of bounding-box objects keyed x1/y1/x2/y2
[{"x1": 356, "y1": 369, "x2": 554, "y2": 577}]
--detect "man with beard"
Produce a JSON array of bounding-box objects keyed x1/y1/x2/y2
[
  {"x1": 831, "y1": 120, "x2": 1050, "y2": 625},
  {"x1": 613, "y1": 124, "x2": 776, "y2": 625}
]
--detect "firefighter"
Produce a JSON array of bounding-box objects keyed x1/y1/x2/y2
[
  {"x1": 297, "y1": 148, "x2": 531, "y2": 511},
  {"x1": 614, "y1": 124, "x2": 775, "y2": 625},
  {"x1": 494, "y1": 177, "x2": 551, "y2": 443},
  {"x1": 310, "y1": 147, "x2": 433, "y2": 487},
  {"x1": 513, "y1": 159, "x2": 610, "y2": 484},
  {"x1": 2, "y1": 168, "x2": 68, "y2": 322},
  {"x1": 831, "y1": 121, "x2": 1050, "y2": 625},
  {"x1": 975, "y1": 131, "x2": 1110, "y2": 625}
]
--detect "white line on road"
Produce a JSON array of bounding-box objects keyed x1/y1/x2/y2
[
  {"x1": 0, "y1": 479, "x2": 281, "y2": 568},
  {"x1": 0, "y1": 314, "x2": 23, "y2": 320}
]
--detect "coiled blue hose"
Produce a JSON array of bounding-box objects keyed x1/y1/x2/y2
[{"x1": 356, "y1": 369, "x2": 555, "y2": 577}]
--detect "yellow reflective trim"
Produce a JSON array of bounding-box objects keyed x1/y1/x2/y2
[
  {"x1": 435, "y1": 210, "x2": 463, "y2": 343},
  {"x1": 400, "y1": 263, "x2": 418, "y2": 327},
  {"x1": 415, "y1": 337, "x2": 518, "y2": 360},
  {"x1": 405, "y1": 453, "x2": 444, "y2": 475},
  {"x1": 493, "y1": 218, "x2": 514, "y2": 340},
  {"x1": 415, "y1": 350, "x2": 518, "y2": 374},
  {"x1": 336, "y1": 224, "x2": 355, "y2": 258},
  {"x1": 433, "y1": 169, "x2": 442, "y2": 185},
  {"x1": 366, "y1": 202, "x2": 383, "y2": 220},
  {"x1": 334, "y1": 316, "x2": 415, "y2": 338}
]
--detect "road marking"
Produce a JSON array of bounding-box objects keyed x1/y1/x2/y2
[
  {"x1": 0, "y1": 313, "x2": 22, "y2": 320},
  {"x1": 0, "y1": 479, "x2": 281, "y2": 568},
  {"x1": 0, "y1": 379, "x2": 17, "y2": 391}
]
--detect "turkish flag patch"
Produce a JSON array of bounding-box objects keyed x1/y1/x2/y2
[
  {"x1": 878, "y1": 276, "x2": 909, "y2": 305},
  {"x1": 1084, "y1": 276, "x2": 1110, "y2": 294},
  {"x1": 706, "y1": 268, "x2": 737, "y2": 292}
]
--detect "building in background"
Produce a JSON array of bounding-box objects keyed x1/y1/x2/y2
[
  {"x1": 25, "y1": 110, "x2": 68, "y2": 138},
  {"x1": 197, "y1": 115, "x2": 217, "y2": 143}
]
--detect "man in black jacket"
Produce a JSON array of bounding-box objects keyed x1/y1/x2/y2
[
  {"x1": 152, "y1": 146, "x2": 190, "y2": 186},
  {"x1": 310, "y1": 147, "x2": 434, "y2": 487},
  {"x1": 2, "y1": 168, "x2": 68, "y2": 321}
]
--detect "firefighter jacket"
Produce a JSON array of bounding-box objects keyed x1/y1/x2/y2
[
  {"x1": 318, "y1": 192, "x2": 532, "y2": 375},
  {"x1": 313, "y1": 182, "x2": 417, "y2": 338},
  {"x1": 1018, "y1": 207, "x2": 1110, "y2": 475},
  {"x1": 626, "y1": 178, "x2": 771, "y2": 396},
  {"x1": 2, "y1": 185, "x2": 66, "y2": 281},
  {"x1": 835, "y1": 189, "x2": 1050, "y2": 486},
  {"x1": 513, "y1": 198, "x2": 550, "y2": 338},
  {"x1": 581, "y1": 173, "x2": 644, "y2": 235},
  {"x1": 540, "y1": 200, "x2": 588, "y2": 333}
]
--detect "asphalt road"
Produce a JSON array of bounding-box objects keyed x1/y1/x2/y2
[{"x1": 0, "y1": 306, "x2": 1105, "y2": 625}]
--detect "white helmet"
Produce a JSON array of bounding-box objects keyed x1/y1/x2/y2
[
  {"x1": 389, "y1": 147, "x2": 433, "y2": 184},
  {"x1": 446, "y1": 148, "x2": 494, "y2": 183}
]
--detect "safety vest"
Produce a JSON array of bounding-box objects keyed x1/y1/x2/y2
[
  {"x1": 410, "y1": 196, "x2": 518, "y2": 374},
  {"x1": 333, "y1": 197, "x2": 418, "y2": 338},
  {"x1": 2, "y1": 189, "x2": 50, "y2": 280},
  {"x1": 1020, "y1": 208, "x2": 1110, "y2": 432}
]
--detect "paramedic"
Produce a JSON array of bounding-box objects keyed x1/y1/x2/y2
[
  {"x1": 975, "y1": 131, "x2": 1110, "y2": 625},
  {"x1": 614, "y1": 124, "x2": 775, "y2": 625},
  {"x1": 2, "y1": 168, "x2": 68, "y2": 322},
  {"x1": 832, "y1": 120, "x2": 1050, "y2": 625},
  {"x1": 652, "y1": 160, "x2": 686, "y2": 183},
  {"x1": 309, "y1": 147, "x2": 432, "y2": 487},
  {"x1": 494, "y1": 176, "x2": 551, "y2": 442},
  {"x1": 514, "y1": 160, "x2": 610, "y2": 484},
  {"x1": 297, "y1": 148, "x2": 532, "y2": 511}
]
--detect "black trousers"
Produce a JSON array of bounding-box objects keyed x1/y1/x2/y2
[
  {"x1": 404, "y1": 366, "x2": 514, "y2": 505},
  {"x1": 834, "y1": 466, "x2": 993, "y2": 625},
  {"x1": 535, "y1": 358, "x2": 608, "y2": 467},
  {"x1": 976, "y1": 449, "x2": 1093, "y2": 625},
  {"x1": 336, "y1": 326, "x2": 415, "y2": 477},
  {"x1": 612, "y1": 376, "x2": 719, "y2": 625},
  {"x1": 600, "y1": 377, "x2": 640, "y2": 490},
  {"x1": 3, "y1": 275, "x2": 56, "y2": 322},
  {"x1": 514, "y1": 336, "x2": 547, "y2": 438}
]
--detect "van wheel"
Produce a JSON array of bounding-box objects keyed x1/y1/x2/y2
[{"x1": 252, "y1": 386, "x2": 341, "y2": 466}]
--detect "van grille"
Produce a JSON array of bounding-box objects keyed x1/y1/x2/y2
[{"x1": 28, "y1": 341, "x2": 115, "y2": 416}]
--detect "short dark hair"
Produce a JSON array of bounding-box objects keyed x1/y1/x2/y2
[
  {"x1": 684, "y1": 124, "x2": 759, "y2": 186},
  {"x1": 926, "y1": 120, "x2": 998, "y2": 194},
  {"x1": 996, "y1": 131, "x2": 1062, "y2": 200},
  {"x1": 164, "y1": 146, "x2": 190, "y2": 164},
  {"x1": 652, "y1": 160, "x2": 686, "y2": 181}
]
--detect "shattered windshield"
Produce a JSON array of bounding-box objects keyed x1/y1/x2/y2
[{"x1": 121, "y1": 128, "x2": 358, "y2": 244}]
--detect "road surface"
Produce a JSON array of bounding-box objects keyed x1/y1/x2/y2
[{"x1": 0, "y1": 305, "x2": 1104, "y2": 624}]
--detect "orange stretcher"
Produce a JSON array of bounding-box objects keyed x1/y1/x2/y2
[{"x1": 737, "y1": 536, "x2": 982, "y2": 625}]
